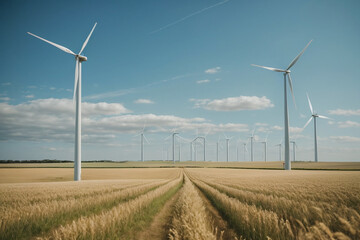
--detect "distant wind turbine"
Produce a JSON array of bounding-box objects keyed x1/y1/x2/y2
[
  {"x1": 303, "y1": 93, "x2": 330, "y2": 162},
  {"x1": 135, "y1": 125, "x2": 149, "y2": 162},
  {"x1": 261, "y1": 133, "x2": 269, "y2": 162},
  {"x1": 248, "y1": 128, "x2": 256, "y2": 162},
  {"x1": 252, "y1": 40, "x2": 312, "y2": 170},
  {"x1": 290, "y1": 140, "x2": 297, "y2": 162},
  {"x1": 27, "y1": 23, "x2": 97, "y2": 181},
  {"x1": 243, "y1": 142, "x2": 248, "y2": 161},
  {"x1": 275, "y1": 139, "x2": 282, "y2": 162},
  {"x1": 223, "y1": 133, "x2": 232, "y2": 162}
]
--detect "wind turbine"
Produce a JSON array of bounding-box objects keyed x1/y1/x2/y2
[
  {"x1": 243, "y1": 142, "x2": 248, "y2": 161},
  {"x1": 223, "y1": 133, "x2": 232, "y2": 162},
  {"x1": 290, "y1": 140, "x2": 297, "y2": 162},
  {"x1": 252, "y1": 40, "x2": 312, "y2": 170},
  {"x1": 261, "y1": 133, "x2": 269, "y2": 162},
  {"x1": 275, "y1": 139, "x2": 282, "y2": 162},
  {"x1": 248, "y1": 128, "x2": 256, "y2": 162},
  {"x1": 27, "y1": 23, "x2": 97, "y2": 181},
  {"x1": 303, "y1": 93, "x2": 330, "y2": 162},
  {"x1": 135, "y1": 125, "x2": 149, "y2": 162}
]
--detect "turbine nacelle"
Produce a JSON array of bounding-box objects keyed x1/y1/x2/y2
[{"x1": 76, "y1": 55, "x2": 87, "y2": 62}]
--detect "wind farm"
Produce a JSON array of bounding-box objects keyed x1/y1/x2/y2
[{"x1": 1, "y1": 1, "x2": 359, "y2": 240}]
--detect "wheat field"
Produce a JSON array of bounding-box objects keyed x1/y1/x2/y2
[{"x1": 0, "y1": 167, "x2": 359, "y2": 239}]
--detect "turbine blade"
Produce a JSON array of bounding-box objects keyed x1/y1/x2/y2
[
  {"x1": 287, "y1": 40, "x2": 312, "y2": 70},
  {"x1": 73, "y1": 59, "x2": 79, "y2": 101},
  {"x1": 303, "y1": 117, "x2": 313, "y2": 129},
  {"x1": 318, "y1": 115, "x2": 331, "y2": 120},
  {"x1": 143, "y1": 134, "x2": 150, "y2": 144},
  {"x1": 79, "y1": 22, "x2": 97, "y2": 55},
  {"x1": 27, "y1": 32, "x2": 76, "y2": 56},
  {"x1": 306, "y1": 93, "x2": 314, "y2": 114},
  {"x1": 287, "y1": 74, "x2": 297, "y2": 109},
  {"x1": 251, "y1": 64, "x2": 287, "y2": 72}
]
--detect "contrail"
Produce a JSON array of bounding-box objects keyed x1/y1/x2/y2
[{"x1": 150, "y1": 0, "x2": 230, "y2": 34}]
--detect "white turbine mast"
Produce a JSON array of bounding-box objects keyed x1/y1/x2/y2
[
  {"x1": 223, "y1": 133, "x2": 232, "y2": 162},
  {"x1": 275, "y1": 139, "x2": 283, "y2": 162},
  {"x1": 134, "y1": 124, "x2": 149, "y2": 162},
  {"x1": 303, "y1": 93, "x2": 330, "y2": 162},
  {"x1": 252, "y1": 40, "x2": 312, "y2": 170},
  {"x1": 261, "y1": 132, "x2": 269, "y2": 162},
  {"x1": 27, "y1": 23, "x2": 97, "y2": 181},
  {"x1": 248, "y1": 128, "x2": 256, "y2": 162},
  {"x1": 290, "y1": 140, "x2": 297, "y2": 162}
]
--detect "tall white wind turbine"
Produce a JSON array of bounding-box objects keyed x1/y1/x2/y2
[
  {"x1": 252, "y1": 40, "x2": 312, "y2": 170},
  {"x1": 27, "y1": 23, "x2": 97, "y2": 181},
  {"x1": 303, "y1": 93, "x2": 330, "y2": 162}
]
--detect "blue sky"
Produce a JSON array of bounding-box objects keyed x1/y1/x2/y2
[{"x1": 0, "y1": 0, "x2": 359, "y2": 161}]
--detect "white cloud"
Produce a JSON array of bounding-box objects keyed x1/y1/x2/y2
[
  {"x1": 196, "y1": 79, "x2": 210, "y2": 84},
  {"x1": 271, "y1": 125, "x2": 283, "y2": 131},
  {"x1": 337, "y1": 121, "x2": 360, "y2": 128},
  {"x1": 190, "y1": 96, "x2": 274, "y2": 111},
  {"x1": 290, "y1": 127, "x2": 303, "y2": 133},
  {"x1": 328, "y1": 109, "x2": 360, "y2": 116},
  {"x1": 330, "y1": 136, "x2": 360, "y2": 143},
  {"x1": 49, "y1": 147, "x2": 56, "y2": 151},
  {"x1": 255, "y1": 123, "x2": 268, "y2": 126},
  {"x1": 2, "y1": 82, "x2": 11, "y2": 86},
  {"x1": 0, "y1": 98, "x2": 249, "y2": 143},
  {"x1": 50, "y1": 87, "x2": 56, "y2": 90},
  {"x1": 25, "y1": 95, "x2": 35, "y2": 99},
  {"x1": 28, "y1": 85, "x2": 37, "y2": 89},
  {"x1": 0, "y1": 97, "x2": 10, "y2": 101},
  {"x1": 134, "y1": 99, "x2": 154, "y2": 104},
  {"x1": 205, "y1": 67, "x2": 221, "y2": 74}
]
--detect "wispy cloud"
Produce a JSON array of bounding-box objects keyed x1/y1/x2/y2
[
  {"x1": 205, "y1": 67, "x2": 221, "y2": 74},
  {"x1": 134, "y1": 99, "x2": 154, "y2": 104},
  {"x1": 25, "y1": 95, "x2": 35, "y2": 99},
  {"x1": 150, "y1": 0, "x2": 230, "y2": 34},
  {"x1": 336, "y1": 121, "x2": 360, "y2": 128},
  {"x1": 190, "y1": 96, "x2": 274, "y2": 111},
  {"x1": 0, "y1": 97, "x2": 10, "y2": 101},
  {"x1": 197, "y1": 79, "x2": 210, "y2": 84},
  {"x1": 1, "y1": 82, "x2": 11, "y2": 86},
  {"x1": 330, "y1": 136, "x2": 360, "y2": 143},
  {"x1": 328, "y1": 108, "x2": 360, "y2": 116},
  {"x1": 84, "y1": 73, "x2": 196, "y2": 100}
]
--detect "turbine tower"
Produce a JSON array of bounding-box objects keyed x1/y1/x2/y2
[
  {"x1": 135, "y1": 125, "x2": 149, "y2": 162},
  {"x1": 222, "y1": 133, "x2": 232, "y2": 162},
  {"x1": 261, "y1": 133, "x2": 269, "y2": 162},
  {"x1": 252, "y1": 40, "x2": 312, "y2": 170},
  {"x1": 243, "y1": 142, "x2": 248, "y2": 161},
  {"x1": 28, "y1": 23, "x2": 97, "y2": 181},
  {"x1": 290, "y1": 140, "x2": 297, "y2": 162},
  {"x1": 303, "y1": 93, "x2": 330, "y2": 162},
  {"x1": 275, "y1": 139, "x2": 282, "y2": 162},
  {"x1": 249, "y1": 128, "x2": 256, "y2": 162}
]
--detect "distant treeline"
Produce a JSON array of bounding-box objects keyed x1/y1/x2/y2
[{"x1": 0, "y1": 159, "x2": 116, "y2": 163}]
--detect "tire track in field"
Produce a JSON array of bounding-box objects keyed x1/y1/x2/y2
[{"x1": 135, "y1": 188, "x2": 181, "y2": 240}]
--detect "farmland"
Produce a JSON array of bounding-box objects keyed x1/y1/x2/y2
[{"x1": 0, "y1": 166, "x2": 359, "y2": 239}]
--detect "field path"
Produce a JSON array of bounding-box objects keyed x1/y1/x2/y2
[
  {"x1": 136, "y1": 187, "x2": 181, "y2": 240},
  {"x1": 194, "y1": 181, "x2": 239, "y2": 239}
]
